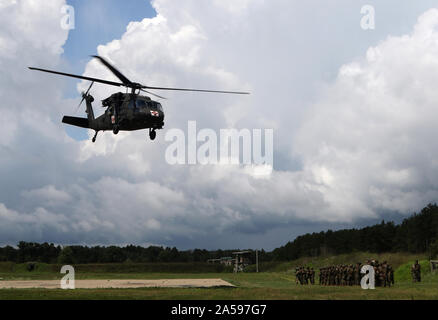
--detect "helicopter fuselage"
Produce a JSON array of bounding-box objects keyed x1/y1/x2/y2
[
  {"x1": 93, "y1": 93, "x2": 165, "y2": 132},
  {"x1": 63, "y1": 92, "x2": 165, "y2": 141}
]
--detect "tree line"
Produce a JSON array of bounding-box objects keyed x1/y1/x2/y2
[
  {"x1": 272, "y1": 203, "x2": 438, "y2": 261},
  {"x1": 0, "y1": 203, "x2": 437, "y2": 264},
  {"x1": 0, "y1": 242, "x2": 271, "y2": 264}
]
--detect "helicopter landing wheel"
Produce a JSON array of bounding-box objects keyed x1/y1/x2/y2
[
  {"x1": 92, "y1": 131, "x2": 98, "y2": 143},
  {"x1": 113, "y1": 125, "x2": 119, "y2": 135},
  {"x1": 149, "y1": 129, "x2": 156, "y2": 141}
]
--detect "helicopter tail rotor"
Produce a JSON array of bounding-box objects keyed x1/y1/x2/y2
[{"x1": 75, "y1": 81, "x2": 94, "y2": 114}]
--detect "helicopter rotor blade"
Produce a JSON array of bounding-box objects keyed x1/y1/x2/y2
[
  {"x1": 140, "y1": 89, "x2": 167, "y2": 100},
  {"x1": 141, "y1": 85, "x2": 250, "y2": 95},
  {"x1": 75, "y1": 81, "x2": 94, "y2": 114},
  {"x1": 28, "y1": 67, "x2": 124, "y2": 88},
  {"x1": 30, "y1": 62, "x2": 250, "y2": 95},
  {"x1": 92, "y1": 55, "x2": 133, "y2": 86}
]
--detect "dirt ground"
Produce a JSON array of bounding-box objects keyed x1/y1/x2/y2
[{"x1": 0, "y1": 279, "x2": 234, "y2": 289}]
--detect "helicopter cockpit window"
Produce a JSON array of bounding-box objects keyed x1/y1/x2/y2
[
  {"x1": 136, "y1": 100, "x2": 147, "y2": 108},
  {"x1": 157, "y1": 103, "x2": 163, "y2": 111},
  {"x1": 148, "y1": 101, "x2": 158, "y2": 110},
  {"x1": 128, "y1": 100, "x2": 135, "y2": 109}
]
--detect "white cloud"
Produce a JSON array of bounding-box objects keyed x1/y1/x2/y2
[
  {"x1": 22, "y1": 185, "x2": 72, "y2": 207},
  {"x1": 294, "y1": 8, "x2": 438, "y2": 217}
]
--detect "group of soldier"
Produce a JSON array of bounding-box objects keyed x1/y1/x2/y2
[
  {"x1": 295, "y1": 260, "x2": 395, "y2": 287},
  {"x1": 295, "y1": 267, "x2": 316, "y2": 285},
  {"x1": 319, "y1": 263, "x2": 363, "y2": 286}
]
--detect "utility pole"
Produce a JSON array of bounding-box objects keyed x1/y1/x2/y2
[{"x1": 235, "y1": 255, "x2": 238, "y2": 273}]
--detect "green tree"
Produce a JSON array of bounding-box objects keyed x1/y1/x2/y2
[
  {"x1": 430, "y1": 239, "x2": 438, "y2": 259},
  {"x1": 58, "y1": 246, "x2": 75, "y2": 264}
]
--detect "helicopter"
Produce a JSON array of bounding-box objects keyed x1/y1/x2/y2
[{"x1": 29, "y1": 56, "x2": 249, "y2": 142}]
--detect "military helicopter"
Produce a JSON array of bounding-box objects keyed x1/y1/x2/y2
[{"x1": 29, "y1": 56, "x2": 249, "y2": 142}]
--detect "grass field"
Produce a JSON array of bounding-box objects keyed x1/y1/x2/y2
[{"x1": 0, "y1": 253, "x2": 437, "y2": 300}]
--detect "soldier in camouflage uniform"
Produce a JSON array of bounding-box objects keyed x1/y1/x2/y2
[
  {"x1": 378, "y1": 263, "x2": 386, "y2": 287},
  {"x1": 347, "y1": 264, "x2": 354, "y2": 286},
  {"x1": 354, "y1": 262, "x2": 362, "y2": 286},
  {"x1": 310, "y1": 268, "x2": 315, "y2": 285},
  {"x1": 335, "y1": 266, "x2": 340, "y2": 286},
  {"x1": 341, "y1": 265, "x2": 347, "y2": 286},
  {"x1": 388, "y1": 264, "x2": 394, "y2": 286},
  {"x1": 382, "y1": 261, "x2": 390, "y2": 287},
  {"x1": 331, "y1": 266, "x2": 336, "y2": 286},
  {"x1": 373, "y1": 260, "x2": 379, "y2": 286},
  {"x1": 303, "y1": 267, "x2": 309, "y2": 285},
  {"x1": 321, "y1": 267, "x2": 325, "y2": 285},
  {"x1": 297, "y1": 267, "x2": 303, "y2": 285},
  {"x1": 411, "y1": 260, "x2": 421, "y2": 283}
]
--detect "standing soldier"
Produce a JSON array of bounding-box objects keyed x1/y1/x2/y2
[
  {"x1": 411, "y1": 260, "x2": 421, "y2": 282},
  {"x1": 297, "y1": 267, "x2": 303, "y2": 285},
  {"x1": 355, "y1": 262, "x2": 362, "y2": 286},
  {"x1": 299, "y1": 267, "x2": 304, "y2": 285},
  {"x1": 336, "y1": 266, "x2": 342, "y2": 286},
  {"x1": 378, "y1": 263, "x2": 387, "y2": 287},
  {"x1": 347, "y1": 264, "x2": 353, "y2": 286},
  {"x1": 388, "y1": 264, "x2": 394, "y2": 286},
  {"x1": 342, "y1": 265, "x2": 348, "y2": 286},
  {"x1": 382, "y1": 261, "x2": 389, "y2": 287},
  {"x1": 373, "y1": 261, "x2": 379, "y2": 287},
  {"x1": 304, "y1": 267, "x2": 310, "y2": 285},
  {"x1": 310, "y1": 268, "x2": 315, "y2": 285}
]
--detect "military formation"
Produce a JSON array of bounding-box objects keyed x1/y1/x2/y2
[
  {"x1": 319, "y1": 263, "x2": 363, "y2": 286},
  {"x1": 411, "y1": 260, "x2": 421, "y2": 282},
  {"x1": 296, "y1": 260, "x2": 395, "y2": 287}
]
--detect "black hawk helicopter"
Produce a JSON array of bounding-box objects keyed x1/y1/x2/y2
[{"x1": 29, "y1": 56, "x2": 249, "y2": 142}]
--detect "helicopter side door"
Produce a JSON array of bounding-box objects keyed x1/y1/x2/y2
[{"x1": 126, "y1": 98, "x2": 135, "y2": 120}]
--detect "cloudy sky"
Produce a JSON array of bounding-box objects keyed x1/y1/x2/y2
[{"x1": 1, "y1": 0, "x2": 438, "y2": 250}]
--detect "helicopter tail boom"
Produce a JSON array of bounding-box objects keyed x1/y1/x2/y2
[
  {"x1": 84, "y1": 96, "x2": 95, "y2": 122},
  {"x1": 62, "y1": 116, "x2": 89, "y2": 129}
]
